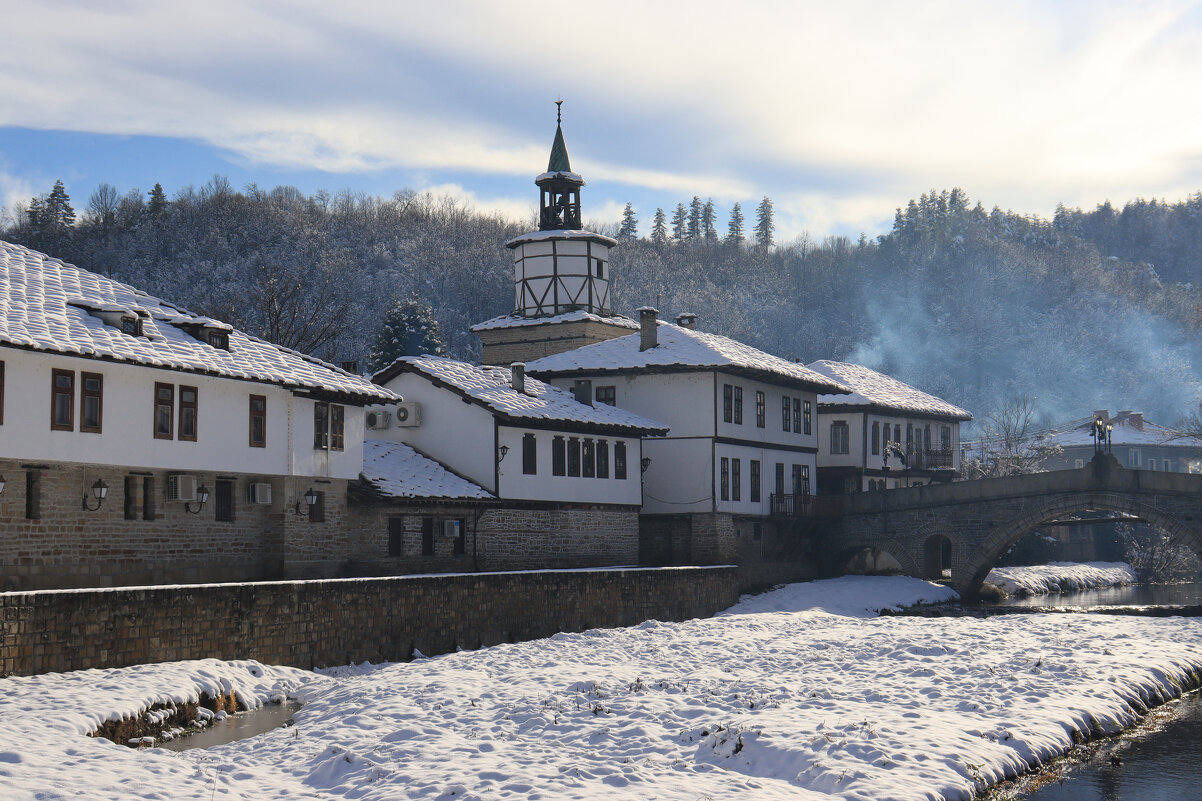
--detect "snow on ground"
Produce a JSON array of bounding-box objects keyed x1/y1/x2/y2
[
  {"x1": 2, "y1": 576, "x2": 1201, "y2": 801},
  {"x1": 987, "y1": 562, "x2": 1138, "y2": 597}
]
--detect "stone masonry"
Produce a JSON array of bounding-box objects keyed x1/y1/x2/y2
[{"x1": 0, "y1": 566, "x2": 739, "y2": 676}]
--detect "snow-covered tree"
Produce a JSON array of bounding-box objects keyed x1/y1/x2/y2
[
  {"x1": 702, "y1": 199, "x2": 717, "y2": 243},
  {"x1": 687, "y1": 196, "x2": 702, "y2": 240},
  {"x1": 147, "y1": 183, "x2": 169, "y2": 219},
  {"x1": 671, "y1": 203, "x2": 688, "y2": 241},
  {"x1": 368, "y1": 292, "x2": 448, "y2": 371},
  {"x1": 650, "y1": 208, "x2": 668, "y2": 244},
  {"x1": 618, "y1": 202, "x2": 638, "y2": 239},
  {"x1": 727, "y1": 202, "x2": 745, "y2": 245},
  {"x1": 754, "y1": 195, "x2": 774, "y2": 247}
]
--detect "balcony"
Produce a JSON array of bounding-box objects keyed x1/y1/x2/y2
[
  {"x1": 907, "y1": 445, "x2": 955, "y2": 470},
  {"x1": 769, "y1": 493, "x2": 843, "y2": 518}
]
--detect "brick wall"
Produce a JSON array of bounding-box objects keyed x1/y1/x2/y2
[
  {"x1": 0, "y1": 566, "x2": 739, "y2": 676},
  {"x1": 345, "y1": 503, "x2": 639, "y2": 573},
  {"x1": 0, "y1": 459, "x2": 349, "y2": 591}
]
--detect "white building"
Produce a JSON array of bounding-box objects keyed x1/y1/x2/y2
[
  {"x1": 1039, "y1": 410, "x2": 1202, "y2": 473},
  {"x1": 0, "y1": 239, "x2": 399, "y2": 590},
  {"x1": 805, "y1": 360, "x2": 972, "y2": 492},
  {"x1": 524, "y1": 309, "x2": 852, "y2": 566},
  {"x1": 351, "y1": 355, "x2": 668, "y2": 570}
]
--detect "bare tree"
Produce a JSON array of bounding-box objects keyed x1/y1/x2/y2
[{"x1": 961, "y1": 396, "x2": 1061, "y2": 478}]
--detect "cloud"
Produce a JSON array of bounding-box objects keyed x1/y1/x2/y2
[
  {"x1": 3, "y1": 1, "x2": 1202, "y2": 231},
  {"x1": 0, "y1": 166, "x2": 35, "y2": 227}
]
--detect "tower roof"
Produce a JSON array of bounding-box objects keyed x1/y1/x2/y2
[{"x1": 548, "y1": 123, "x2": 572, "y2": 173}]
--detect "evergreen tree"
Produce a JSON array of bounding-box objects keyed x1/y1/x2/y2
[
  {"x1": 687, "y1": 196, "x2": 702, "y2": 240},
  {"x1": 368, "y1": 292, "x2": 448, "y2": 371},
  {"x1": 147, "y1": 183, "x2": 169, "y2": 218},
  {"x1": 618, "y1": 202, "x2": 639, "y2": 239},
  {"x1": 702, "y1": 198, "x2": 718, "y2": 243},
  {"x1": 754, "y1": 195, "x2": 775, "y2": 247},
  {"x1": 671, "y1": 203, "x2": 688, "y2": 241},
  {"x1": 651, "y1": 208, "x2": 668, "y2": 244},
  {"x1": 727, "y1": 202, "x2": 745, "y2": 245},
  {"x1": 44, "y1": 180, "x2": 76, "y2": 229}
]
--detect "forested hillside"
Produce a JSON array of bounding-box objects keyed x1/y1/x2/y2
[{"x1": 6, "y1": 179, "x2": 1202, "y2": 432}]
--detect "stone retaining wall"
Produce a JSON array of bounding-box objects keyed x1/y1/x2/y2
[{"x1": 0, "y1": 566, "x2": 738, "y2": 676}]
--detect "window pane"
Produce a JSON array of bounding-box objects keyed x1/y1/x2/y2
[
  {"x1": 522, "y1": 433, "x2": 537, "y2": 475},
  {"x1": 552, "y1": 436, "x2": 566, "y2": 476},
  {"x1": 567, "y1": 438, "x2": 581, "y2": 477},
  {"x1": 582, "y1": 439, "x2": 595, "y2": 478},
  {"x1": 331, "y1": 404, "x2": 345, "y2": 450},
  {"x1": 597, "y1": 440, "x2": 609, "y2": 478},
  {"x1": 83, "y1": 396, "x2": 101, "y2": 429},
  {"x1": 615, "y1": 442, "x2": 627, "y2": 479}
]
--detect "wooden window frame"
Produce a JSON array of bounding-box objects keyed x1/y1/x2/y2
[
  {"x1": 567, "y1": 437, "x2": 581, "y2": 477},
  {"x1": 733, "y1": 386, "x2": 743, "y2": 425},
  {"x1": 755, "y1": 390, "x2": 765, "y2": 428},
  {"x1": 522, "y1": 433, "x2": 537, "y2": 475},
  {"x1": 313, "y1": 402, "x2": 329, "y2": 449},
  {"x1": 178, "y1": 385, "x2": 198, "y2": 442},
  {"x1": 781, "y1": 396, "x2": 790, "y2": 431},
  {"x1": 552, "y1": 436, "x2": 566, "y2": 476},
  {"x1": 51, "y1": 369, "x2": 75, "y2": 431},
  {"x1": 793, "y1": 398, "x2": 802, "y2": 434},
  {"x1": 249, "y1": 395, "x2": 267, "y2": 447},
  {"x1": 595, "y1": 385, "x2": 616, "y2": 406},
  {"x1": 831, "y1": 421, "x2": 850, "y2": 454},
  {"x1": 723, "y1": 384, "x2": 733, "y2": 423},
  {"x1": 750, "y1": 459, "x2": 761, "y2": 502},
  {"x1": 614, "y1": 441, "x2": 628, "y2": 480},
  {"x1": 330, "y1": 404, "x2": 345, "y2": 451},
  {"x1": 720, "y1": 457, "x2": 730, "y2": 501},
  {"x1": 308, "y1": 490, "x2": 325, "y2": 523},
  {"x1": 80, "y1": 371, "x2": 103, "y2": 433},
  {"x1": 582, "y1": 438, "x2": 596, "y2": 478},
  {"x1": 871, "y1": 421, "x2": 881, "y2": 456},
  {"x1": 775, "y1": 462, "x2": 785, "y2": 496},
  {"x1": 732, "y1": 457, "x2": 741, "y2": 502},
  {"x1": 153, "y1": 382, "x2": 174, "y2": 440},
  {"x1": 803, "y1": 400, "x2": 813, "y2": 435},
  {"x1": 596, "y1": 440, "x2": 610, "y2": 479}
]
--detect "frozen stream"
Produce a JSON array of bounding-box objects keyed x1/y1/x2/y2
[{"x1": 156, "y1": 700, "x2": 301, "y2": 751}]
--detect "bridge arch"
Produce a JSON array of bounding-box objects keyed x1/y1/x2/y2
[
  {"x1": 826, "y1": 534, "x2": 922, "y2": 580},
  {"x1": 959, "y1": 492, "x2": 1202, "y2": 598}
]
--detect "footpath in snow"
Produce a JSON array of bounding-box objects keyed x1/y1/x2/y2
[
  {"x1": 2, "y1": 575, "x2": 1201, "y2": 801},
  {"x1": 986, "y1": 561, "x2": 1138, "y2": 597}
]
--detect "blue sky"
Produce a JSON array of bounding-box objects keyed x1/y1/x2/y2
[{"x1": 4, "y1": 1, "x2": 1202, "y2": 241}]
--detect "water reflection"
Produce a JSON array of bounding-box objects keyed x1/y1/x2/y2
[
  {"x1": 1008, "y1": 691, "x2": 1202, "y2": 800},
  {"x1": 990, "y1": 581, "x2": 1202, "y2": 609},
  {"x1": 156, "y1": 700, "x2": 301, "y2": 751}
]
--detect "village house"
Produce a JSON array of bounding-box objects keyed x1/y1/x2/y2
[
  {"x1": 1039, "y1": 410, "x2": 1202, "y2": 473},
  {"x1": 523, "y1": 310, "x2": 851, "y2": 573},
  {"x1": 350, "y1": 355, "x2": 667, "y2": 571},
  {"x1": 805, "y1": 360, "x2": 973, "y2": 493},
  {"x1": 0, "y1": 239, "x2": 399, "y2": 591}
]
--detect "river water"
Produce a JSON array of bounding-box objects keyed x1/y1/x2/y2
[{"x1": 982, "y1": 580, "x2": 1202, "y2": 800}]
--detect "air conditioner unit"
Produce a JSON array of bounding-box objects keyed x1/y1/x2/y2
[
  {"x1": 395, "y1": 402, "x2": 422, "y2": 427},
  {"x1": 365, "y1": 410, "x2": 392, "y2": 430},
  {"x1": 167, "y1": 474, "x2": 198, "y2": 502},
  {"x1": 248, "y1": 482, "x2": 273, "y2": 505},
  {"x1": 442, "y1": 519, "x2": 461, "y2": 538}
]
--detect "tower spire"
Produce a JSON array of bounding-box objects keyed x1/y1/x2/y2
[{"x1": 538, "y1": 98, "x2": 582, "y2": 229}]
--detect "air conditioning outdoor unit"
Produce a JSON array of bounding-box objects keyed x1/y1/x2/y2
[
  {"x1": 248, "y1": 482, "x2": 273, "y2": 505},
  {"x1": 365, "y1": 410, "x2": 392, "y2": 430},
  {"x1": 167, "y1": 474, "x2": 198, "y2": 502},
  {"x1": 395, "y1": 402, "x2": 422, "y2": 427},
  {"x1": 442, "y1": 519, "x2": 461, "y2": 538}
]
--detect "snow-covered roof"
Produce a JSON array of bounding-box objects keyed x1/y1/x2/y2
[
  {"x1": 1042, "y1": 413, "x2": 1202, "y2": 449},
  {"x1": 0, "y1": 240, "x2": 398, "y2": 403},
  {"x1": 524, "y1": 324, "x2": 852, "y2": 394},
  {"x1": 505, "y1": 229, "x2": 617, "y2": 249},
  {"x1": 535, "y1": 170, "x2": 585, "y2": 184},
  {"x1": 373, "y1": 355, "x2": 669, "y2": 435},
  {"x1": 360, "y1": 440, "x2": 493, "y2": 500},
  {"x1": 471, "y1": 309, "x2": 640, "y2": 333},
  {"x1": 806, "y1": 360, "x2": 973, "y2": 421}
]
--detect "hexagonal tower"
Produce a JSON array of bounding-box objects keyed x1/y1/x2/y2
[{"x1": 473, "y1": 103, "x2": 638, "y2": 365}]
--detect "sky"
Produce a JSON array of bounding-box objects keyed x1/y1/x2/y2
[{"x1": 3, "y1": 1, "x2": 1202, "y2": 241}]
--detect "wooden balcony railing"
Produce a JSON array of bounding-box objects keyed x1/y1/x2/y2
[
  {"x1": 906, "y1": 445, "x2": 955, "y2": 470},
  {"x1": 769, "y1": 493, "x2": 843, "y2": 518}
]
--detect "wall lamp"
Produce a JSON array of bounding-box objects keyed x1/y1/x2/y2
[
  {"x1": 497, "y1": 445, "x2": 510, "y2": 464},
  {"x1": 81, "y1": 478, "x2": 109, "y2": 511},
  {"x1": 295, "y1": 487, "x2": 319, "y2": 516},
  {"x1": 184, "y1": 485, "x2": 210, "y2": 515},
  {"x1": 641, "y1": 456, "x2": 653, "y2": 474}
]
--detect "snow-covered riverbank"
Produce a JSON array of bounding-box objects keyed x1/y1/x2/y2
[
  {"x1": 986, "y1": 561, "x2": 1138, "y2": 597},
  {"x1": 2, "y1": 575, "x2": 1201, "y2": 801}
]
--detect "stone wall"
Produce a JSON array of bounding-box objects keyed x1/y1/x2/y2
[
  {"x1": 477, "y1": 319, "x2": 635, "y2": 366},
  {"x1": 0, "y1": 566, "x2": 739, "y2": 676},
  {"x1": 0, "y1": 459, "x2": 349, "y2": 591},
  {"x1": 345, "y1": 502, "x2": 640, "y2": 574}
]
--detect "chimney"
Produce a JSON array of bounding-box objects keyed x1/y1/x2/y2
[
  {"x1": 1093, "y1": 409, "x2": 1110, "y2": 423},
  {"x1": 1129, "y1": 412, "x2": 1143, "y2": 430},
  {"x1": 675, "y1": 312, "x2": 697, "y2": 330},
  {"x1": 340, "y1": 360, "x2": 359, "y2": 374},
  {"x1": 510, "y1": 362, "x2": 525, "y2": 394},
  {"x1": 638, "y1": 306, "x2": 659, "y2": 351},
  {"x1": 572, "y1": 379, "x2": 593, "y2": 405}
]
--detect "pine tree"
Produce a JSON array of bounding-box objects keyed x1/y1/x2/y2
[
  {"x1": 687, "y1": 196, "x2": 702, "y2": 239},
  {"x1": 367, "y1": 292, "x2": 448, "y2": 371},
  {"x1": 727, "y1": 202, "x2": 745, "y2": 245},
  {"x1": 618, "y1": 202, "x2": 639, "y2": 239},
  {"x1": 702, "y1": 199, "x2": 718, "y2": 243},
  {"x1": 754, "y1": 195, "x2": 775, "y2": 247},
  {"x1": 147, "y1": 183, "x2": 169, "y2": 218},
  {"x1": 44, "y1": 180, "x2": 76, "y2": 229},
  {"x1": 651, "y1": 208, "x2": 668, "y2": 244},
  {"x1": 671, "y1": 203, "x2": 688, "y2": 241}
]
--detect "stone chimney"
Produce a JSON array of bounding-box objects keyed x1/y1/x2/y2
[
  {"x1": 572, "y1": 379, "x2": 593, "y2": 405},
  {"x1": 1129, "y1": 412, "x2": 1143, "y2": 430},
  {"x1": 675, "y1": 312, "x2": 697, "y2": 330},
  {"x1": 638, "y1": 306, "x2": 659, "y2": 351},
  {"x1": 1093, "y1": 409, "x2": 1110, "y2": 423},
  {"x1": 510, "y1": 362, "x2": 525, "y2": 394}
]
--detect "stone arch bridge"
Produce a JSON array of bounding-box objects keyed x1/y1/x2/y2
[{"x1": 828, "y1": 458, "x2": 1202, "y2": 599}]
